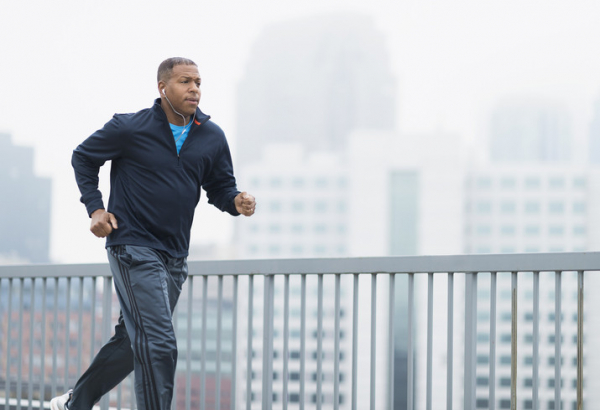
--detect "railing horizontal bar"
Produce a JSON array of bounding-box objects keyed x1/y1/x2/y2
[{"x1": 4, "y1": 252, "x2": 600, "y2": 278}]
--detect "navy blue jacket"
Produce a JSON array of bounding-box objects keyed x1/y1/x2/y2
[{"x1": 72, "y1": 99, "x2": 240, "y2": 257}]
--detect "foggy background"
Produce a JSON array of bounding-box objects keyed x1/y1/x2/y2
[{"x1": 1, "y1": 0, "x2": 599, "y2": 263}]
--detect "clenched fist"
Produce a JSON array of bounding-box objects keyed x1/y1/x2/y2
[
  {"x1": 90, "y1": 209, "x2": 119, "y2": 238},
  {"x1": 235, "y1": 192, "x2": 256, "y2": 217}
]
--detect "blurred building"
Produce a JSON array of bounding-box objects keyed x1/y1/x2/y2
[
  {"x1": 489, "y1": 100, "x2": 571, "y2": 163},
  {"x1": 0, "y1": 133, "x2": 51, "y2": 263},
  {"x1": 589, "y1": 97, "x2": 600, "y2": 164},
  {"x1": 235, "y1": 13, "x2": 396, "y2": 165}
]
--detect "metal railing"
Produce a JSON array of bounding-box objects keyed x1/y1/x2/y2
[{"x1": 1, "y1": 252, "x2": 599, "y2": 410}]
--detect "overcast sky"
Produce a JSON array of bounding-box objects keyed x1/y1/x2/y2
[{"x1": 1, "y1": 0, "x2": 599, "y2": 263}]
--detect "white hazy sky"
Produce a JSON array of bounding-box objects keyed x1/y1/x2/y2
[{"x1": 1, "y1": 0, "x2": 599, "y2": 263}]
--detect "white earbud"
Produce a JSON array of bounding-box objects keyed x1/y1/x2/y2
[{"x1": 162, "y1": 89, "x2": 166, "y2": 95}]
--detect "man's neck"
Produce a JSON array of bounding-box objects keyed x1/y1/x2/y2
[{"x1": 160, "y1": 100, "x2": 190, "y2": 126}]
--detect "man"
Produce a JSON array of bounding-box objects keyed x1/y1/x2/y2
[{"x1": 51, "y1": 57, "x2": 256, "y2": 410}]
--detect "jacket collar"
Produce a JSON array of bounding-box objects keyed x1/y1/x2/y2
[{"x1": 152, "y1": 98, "x2": 211, "y2": 126}]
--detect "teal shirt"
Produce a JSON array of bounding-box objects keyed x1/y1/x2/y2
[{"x1": 170, "y1": 122, "x2": 192, "y2": 154}]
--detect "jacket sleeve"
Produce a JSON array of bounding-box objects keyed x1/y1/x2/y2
[
  {"x1": 202, "y1": 139, "x2": 241, "y2": 216},
  {"x1": 71, "y1": 114, "x2": 126, "y2": 217}
]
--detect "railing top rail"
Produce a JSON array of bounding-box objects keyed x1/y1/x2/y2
[{"x1": 1, "y1": 252, "x2": 600, "y2": 279}]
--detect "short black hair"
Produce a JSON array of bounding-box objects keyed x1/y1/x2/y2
[{"x1": 157, "y1": 57, "x2": 197, "y2": 83}]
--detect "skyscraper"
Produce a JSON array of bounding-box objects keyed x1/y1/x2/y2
[
  {"x1": 589, "y1": 96, "x2": 600, "y2": 164},
  {"x1": 0, "y1": 133, "x2": 51, "y2": 263},
  {"x1": 235, "y1": 13, "x2": 396, "y2": 164},
  {"x1": 489, "y1": 99, "x2": 571, "y2": 163}
]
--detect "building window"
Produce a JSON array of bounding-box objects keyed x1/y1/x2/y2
[
  {"x1": 499, "y1": 399, "x2": 511, "y2": 409},
  {"x1": 476, "y1": 201, "x2": 492, "y2": 214},
  {"x1": 314, "y1": 201, "x2": 328, "y2": 212},
  {"x1": 549, "y1": 225, "x2": 564, "y2": 236},
  {"x1": 500, "y1": 177, "x2": 516, "y2": 189},
  {"x1": 292, "y1": 201, "x2": 305, "y2": 212},
  {"x1": 573, "y1": 202, "x2": 586, "y2": 214},
  {"x1": 314, "y1": 224, "x2": 327, "y2": 233},
  {"x1": 476, "y1": 225, "x2": 492, "y2": 235},
  {"x1": 477, "y1": 355, "x2": 489, "y2": 365},
  {"x1": 525, "y1": 201, "x2": 540, "y2": 214},
  {"x1": 549, "y1": 201, "x2": 565, "y2": 214},
  {"x1": 500, "y1": 355, "x2": 511, "y2": 365},
  {"x1": 500, "y1": 201, "x2": 516, "y2": 214},
  {"x1": 499, "y1": 378, "x2": 511, "y2": 387},
  {"x1": 501, "y1": 225, "x2": 516, "y2": 236},
  {"x1": 292, "y1": 178, "x2": 304, "y2": 188},
  {"x1": 525, "y1": 225, "x2": 540, "y2": 236},
  {"x1": 270, "y1": 178, "x2": 283, "y2": 188},
  {"x1": 525, "y1": 177, "x2": 541, "y2": 189},
  {"x1": 549, "y1": 177, "x2": 565, "y2": 189},
  {"x1": 573, "y1": 226, "x2": 586, "y2": 236},
  {"x1": 270, "y1": 201, "x2": 282, "y2": 212},
  {"x1": 315, "y1": 178, "x2": 328, "y2": 189},
  {"x1": 476, "y1": 398, "x2": 489, "y2": 408},
  {"x1": 573, "y1": 177, "x2": 586, "y2": 188},
  {"x1": 477, "y1": 177, "x2": 492, "y2": 189}
]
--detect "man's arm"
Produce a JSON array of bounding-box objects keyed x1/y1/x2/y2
[{"x1": 72, "y1": 115, "x2": 126, "y2": 236}]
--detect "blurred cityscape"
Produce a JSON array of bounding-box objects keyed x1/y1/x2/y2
[{"x1": 1, "y1": 12, "x2": 600, "y2": 410}]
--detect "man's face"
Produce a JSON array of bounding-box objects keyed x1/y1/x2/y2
[{"x1": 160, "y1": 64, "x2": 201, "y2": 118}]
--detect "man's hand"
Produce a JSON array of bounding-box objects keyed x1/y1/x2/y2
[
  {"x1": 235, "y1": 192, "x2": 256, "y2": 216},
  {"x1": 90, "y1": 209, "x2": 119, "y2": 238}
]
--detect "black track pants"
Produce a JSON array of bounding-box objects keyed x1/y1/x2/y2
[{"x1": 69, "y1": 245, "x2": 188, "y2": 410}]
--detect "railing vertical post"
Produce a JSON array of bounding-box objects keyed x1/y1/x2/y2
[
  {"x1": 300, "y1": 274, "x2": 307, "y2": 410},
  {"x1": 577, "y1": 270, "x2": 584, "y2": 410},
  {"x1": 216, "y1": 276, "x2": 223, "y2": 410},
  {"x1": 17, "y1": 278, "x2": 23, "y2": 410},
  {"x1": 408, "y1": 273, "x2": 414, "y2": 410},
  {"x1": 554, "y1": 271, "x2": 562, "y2": 409},
  {"x1": 426, "y1": 272, "x2": 433, "y2": 410},
  {"x1": 246, "y1": 276, "x2": 254, "y2": 410},
  {"x1": 490, "y1": 272, "x2": 497, "y2": 410},
  {"x1": 261, "y1": 274, "x2": 275, "y2": 410},
  {"x1": 5, "y1": 278, "x2": 13, "y2": 410},
  {"x1": 388, "y1": 274, "x2": 396, "y2": 410},
  {"x1": 52, "y1": 278, "x2": 59, "y2": 400},
  {"x1": 100, "y1": 276, "x2": 112, "y2": 410},
  {"x1": 334, "y1": 274, "x2": 341, "y2": 410},
  {"x1": 28, "y1": 278, "x2": 35, "y2": 410},
  {"x1": 40, "y1": 278, "x2": 47, "y2": 410},
  {"x1": 283, "y1": 275, "x2": 289, "y2": 410},
  {"x1": 533, "y1": 272, "x2": 540, "y2": 410},
  {"x1": 231, "y1": 275, "x2": 238, "y2": 410},
  {"x1": 447, "y1": 273, "x2": 454, "y2": 410},
  {"x1": 77, "y1": 278, "x2": 84, "y2": 379},
  {"x1": 370, "y1": 273, "x2": 377, "y2": 410},
  {"x1": 351, "y1": 274, "x2": 359, "y2": 410},
  {"x1": 185, "y1": 276, "x2": 193, "y2": 410},
  {"x1": 317, "y1": 274, "x2": 323, "y2": 410},
  {"x1": 464, "y1": 272, "x2": 477, "y2": 410},
  {"x1": 201, "y1": 275, "x2": 207, "y2": 410},
  {"x1": 510, "y1": 272, "x2": 517, "y2": 410},
  {"x1": 64, "y1": 278, "x2": 71, "y2": 395}
]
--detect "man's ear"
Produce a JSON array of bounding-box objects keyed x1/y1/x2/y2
[{"x1": 158, "y1": 81, "x2": 166, "y2": 95}]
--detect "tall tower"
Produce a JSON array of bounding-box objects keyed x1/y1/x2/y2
[
  {"x1": 489, "y1": 99, "x2": 571, "y2": 163},
  {"x1": 589, "y1": 97, "x2": 600, "y2": 164},
  {"x1": 0, "y1": 133, "x2": 51, "y2": 263},
  {"x1": 235, "y1": 13, "x2": 396, "y2": 164}
]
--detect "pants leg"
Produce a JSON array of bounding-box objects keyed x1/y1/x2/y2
[
  {"x1": 69, "y1": 245, "x2": 187, "y2": 410},
  {"x1": 68, "y1": 312, "x2": 134, "y2": 409}
]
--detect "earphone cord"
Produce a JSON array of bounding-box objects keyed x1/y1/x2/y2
[{"x1": 164, "y1": 93, "x2": 197, "y2": 142}]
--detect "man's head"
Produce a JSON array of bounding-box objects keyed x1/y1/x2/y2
[{"x1": 158, "y1": 57, "x2": 201, "y2": 123}]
